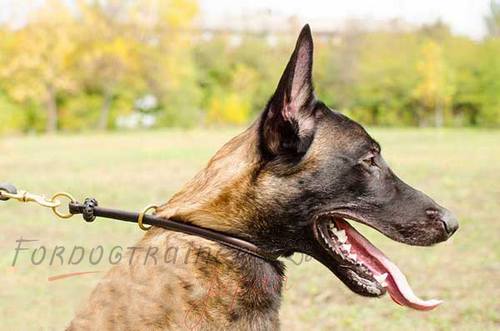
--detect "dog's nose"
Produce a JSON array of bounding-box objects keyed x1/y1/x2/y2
[{"x1": 426, "y1": 208, "x2": 459, "y2": 237}]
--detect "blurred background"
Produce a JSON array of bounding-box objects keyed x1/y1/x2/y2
[
  {"x1": 0, "y1": 0, "x2": 498, "y2": 132},
  {"x1": 0, "y1": 1, "x2": 499, "y2": 330}
]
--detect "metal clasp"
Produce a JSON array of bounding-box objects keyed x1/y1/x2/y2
[{"x1": 0, "y1": 189, "x2": 76, "y2": 219}]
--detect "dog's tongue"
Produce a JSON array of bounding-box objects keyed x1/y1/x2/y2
[{"x1": 336, "y1": 219, "x2": 442, "y2": 311}]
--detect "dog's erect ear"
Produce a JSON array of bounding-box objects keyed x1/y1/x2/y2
[{"x1": 261, "y1": 24, "x2": 316, "y2": 157}]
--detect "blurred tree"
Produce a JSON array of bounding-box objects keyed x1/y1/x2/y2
[
  {"x1": 0, "y1": 0, "x2": 77, "y2": 132},
  {"x1": 485, "y1": 0, "x2": 500, "y2": 37},
  {"x1": 479, "y1": 1, "x2": 500, "y2": 126},
  {"x1": 140, "y1": 0, "x2": 202, "y2": 127},
  {"x1": 70, "y1": 0, "x2": 146, "y2": 130},
  {"x1": 476, "y1": 39, "x2": 500, "y2": 126},
  {"x1": 313, "y1": 37, "x2": 341, "y2": 109},
  {"x1": 193, "y1": 35, "x2": 233, "y2": 115},
  {"x1": 413, "y1": 40, "x2": 455, "y2": 127},
  {"x1": 331, "y1": 22, "x2": 363, "y2": 111},
  {"x1": 194, "y1": 34, "x2": 289, "y2": 124},
  {"x1": 420, "y1": 20, "x2": 452, "y2": 42},
  {"x1": 444, "y1": 36, "x2": 482, "y2": 125},
  {"x1": 352, "y1": 31, "x2": 420, "y2": 125},
  {"x1": 0, "y1": 92, "x2": 25, "y2": 134},
  {"x1": 232, "y1": 36, "x2": 290, "y2": 116},
  {"x1": 0, "y1": 2, "x2": 498, "y2": 132},
  {"x1": 206, "y1": 63, "x2": 257, "y2": 125}
]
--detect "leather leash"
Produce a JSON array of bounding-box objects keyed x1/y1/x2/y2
[{"x1": 0, "y1": 183, "x2": 277, "y2": 261}]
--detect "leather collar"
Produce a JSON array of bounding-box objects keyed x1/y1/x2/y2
[{"x1": 69, "y1": 200, "x2": 278, "y2": 261}]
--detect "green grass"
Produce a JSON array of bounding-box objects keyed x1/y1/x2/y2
[{"x1": 0, "y1": 128, "x2": 499, "y2": 330}]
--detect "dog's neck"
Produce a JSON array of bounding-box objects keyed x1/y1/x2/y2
[
  {"x1": 157, "y1": 123, "x2": 262, "y2": 235},
  {"x1": 152, "y1": 122, "x2": 290, "y2": 323},
  {"x1": 143, "y1": 228, "x2": 285, "y2": 328},
  {"x1": 156, "y1": 121, "x2": 307, "y2": 258}
]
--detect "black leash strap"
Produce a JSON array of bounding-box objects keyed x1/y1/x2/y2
[{"x1": 0, "y1": 183, "x2": 276, "y2": 261}]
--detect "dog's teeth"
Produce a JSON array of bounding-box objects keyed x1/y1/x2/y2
[
  {"x1": 348, "y1": 253, "x2": 357, "y2": 260},
  {"x1": 374, "y1": 273, "x2": 388, "y2": 284},
  {"x1": 336, "y1": 230, "x2": 347, "y2": 243},
  {"x1": 341, "y1": 244, "x2": 351, "y2": 252}
]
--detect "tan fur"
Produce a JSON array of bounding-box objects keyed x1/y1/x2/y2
[
  {"x1": 158, "y1": 125, "x2": 260, "y2": 232},
  {"x1": 68, "y1": 26, "x2": 320, "y2": 330},
  {"x1": 68, "y1": 24, "x2": 459, "y2": 328},
  {"x1": 68, "y1": 231, "x2": 281, "y2": 330},
  {"x1": 68, "y1": 125, "x2": 283, "y2": 331}
]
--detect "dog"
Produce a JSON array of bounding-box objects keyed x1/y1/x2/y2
[{"x1": 68, "y1": 25, "x2": 458, "y2": 330}]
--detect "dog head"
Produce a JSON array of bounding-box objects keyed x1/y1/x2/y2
[{"x1": 160, "y1": 25, "x2": 458, "y2": 311}]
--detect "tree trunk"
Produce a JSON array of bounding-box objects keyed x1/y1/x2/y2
[
  {"x1": 435, "y1": 101, "x2": 444, "y2": 127},
  {"x1": 45, "y1": 85, "x2": 58, "y2": 133},
  {"x1": 416, "y1": 106, "x2": 425, "y2": 127},
  {"x1": 98, "y1": 92, "x2": 113, "y2": 130}
]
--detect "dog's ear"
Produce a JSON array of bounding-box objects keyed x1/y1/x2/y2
[{"x1": 260, "y1": 24, "x2": 316, "y2": 157}]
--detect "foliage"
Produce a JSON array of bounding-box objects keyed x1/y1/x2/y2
[
  {"x1": 413, "y1": 40, "x2": 455, "y2": 126},
  {"x1": 0, "y1": 1, "x2": 498, "y2": 133},
  {"x1": 0, "y1": 1, "x2": 78, "y2": 132},
  {"x1": 0, "y1": 92, "x2": 25, "y2": 134}
]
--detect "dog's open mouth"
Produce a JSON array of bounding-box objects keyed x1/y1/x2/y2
[{"x1": 314, "y1": 215, "x2": 442, "y2": 311}]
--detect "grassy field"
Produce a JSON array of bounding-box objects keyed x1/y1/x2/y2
[{"x1": 0, "y1": 128, "x2": 499, "y2": 330}]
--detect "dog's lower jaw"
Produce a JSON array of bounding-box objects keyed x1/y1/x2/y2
[{"x1": 67, "y1": 228, "x2": 284, "y2": 331}]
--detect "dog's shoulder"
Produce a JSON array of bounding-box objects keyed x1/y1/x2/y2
[{"x1": 68, "y1": 229, "x2": 282, "y2": 330}]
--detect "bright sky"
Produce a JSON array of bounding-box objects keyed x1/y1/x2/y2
[
  {"x1": 0, "y1": 0, "x2": 493, "y2": 39},
  {"x1": 199, "y1": 0, "x2": 493, "y2": 39}
]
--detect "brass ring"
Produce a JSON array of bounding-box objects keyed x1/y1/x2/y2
[
  {"x1": 138, "y1": 205, "x2": 157, "y2": 231},
  {"x1": 51, "y1": 192, "x2": 76, "y2": 219}
]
